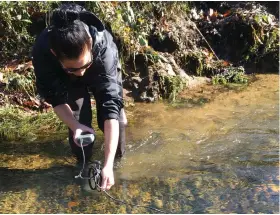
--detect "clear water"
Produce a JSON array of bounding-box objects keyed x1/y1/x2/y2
[{"x1": 0, "y1": 74, "x2": 279, "y2": 213}]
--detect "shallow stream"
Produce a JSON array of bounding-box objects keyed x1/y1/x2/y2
[{"x1": 0, "y1": 74, "x2": 278, "y2": 213}]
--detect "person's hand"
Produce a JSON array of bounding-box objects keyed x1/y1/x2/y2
[
  {"x1": 101, "y1": 165, "x2": 114, "y2": 190},
  {"x1": 73, "y1": 123, "x2": 94, "y2": 147}
]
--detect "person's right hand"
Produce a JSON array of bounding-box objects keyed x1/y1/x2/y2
[{"x1": 73, "y1": 123, "x2": 95, "y2": 147}]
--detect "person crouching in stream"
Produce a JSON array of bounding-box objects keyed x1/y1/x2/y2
[{"x1": 32, "y1": 3, "x2": 127, "y2": 191}]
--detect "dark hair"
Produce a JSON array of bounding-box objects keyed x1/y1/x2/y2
[{"x1": 48, "y1": 4, "x2": 92, "y2": 60}]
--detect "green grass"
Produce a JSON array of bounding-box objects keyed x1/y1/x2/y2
[
  {"x1": 0, "y1": 105, "x2": 104, "y2": 143},
  {"x1": 0, "y1": 105, "x2": 66, "y2": 141}
]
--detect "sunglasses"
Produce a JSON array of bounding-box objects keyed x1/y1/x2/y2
[{"x1": 61, "y1": 53, "x2": 93, "y2": 73}]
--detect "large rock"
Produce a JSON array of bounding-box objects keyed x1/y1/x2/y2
[{"x1": 128, "y1": 51, "x2": 209, "y2": 102}]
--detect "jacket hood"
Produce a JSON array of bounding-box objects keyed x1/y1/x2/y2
[{"x1": 79, "y1": 11, "x2": 105, "y2": 32}]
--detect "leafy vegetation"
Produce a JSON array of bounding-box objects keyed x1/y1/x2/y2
[
  {"x1": 0, "y1": 1, "x2": 278, "y2": 118},
  {"x1": 194, "y1": 2, "x2": 279, "y2": 70},
  {"x1": 0, "y1": 1, "x2": 33, "y2": 61},
  {"x1": 3, "y1": 69, "x2": 36, "y2": 98},
  {"x1": 212, "y1": 66, "x2": 248, "y2": 85},
  {"x1": 159, "y1": 75, "x2": 187, "y2": 102},
  {"x1": 84, "y1": 2, "x2": 191, "y2": 63},
  {"x1": 0, "y1": 1, "x2": 58, "y2": 63}
]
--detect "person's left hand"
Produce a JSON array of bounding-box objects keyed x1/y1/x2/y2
[{"x1": 100, "y1": 166, "x2": 114, "y2": 190}]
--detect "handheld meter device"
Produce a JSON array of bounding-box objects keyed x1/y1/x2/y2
[{"x1": 75, "y1": 132, "x2": 95, "y2": 146}]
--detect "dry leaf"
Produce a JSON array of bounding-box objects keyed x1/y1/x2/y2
[
  {"x1": 68, "y1": 201, "x2": 79, "y2": 208},
  {"x1": 111, "y1": 1, "x2": 118, "y2": 7},
  {"x1": 15, "y1": 61, "x2": 33, "y2": 74},
  {"x1": 213, "y1": 11, "x2": 218, "y2": 18},
  {"x1": 222, "y1": 60, "x2": 230, "y2": 66},
  {"x1": 0, "y1": 72, "x2": 3, "y2": 82},
  {"x1": 209, "y1": 8, "x2": 214, "y2": 17},
  {"x1": 23, "y1": 100, "x2": 39, "y2": 109},
  {"x1": 209, "y1": 9, "x2": 218, "y2": 18},
  {"x1": 30, "y1": 97, "x2": 40, "y2": 106},
  {"x1": 266, "y1": 16, "x2": 273, "y2": 25},
  {"x1": 201, "y1": 49, "x2": 209, "y2": 56},
  {"x1": 163, "y1": 19, "x2": 168, "y2": 27},
  {"x1": 223, "y1": 10, "x2": 231, "y2": 17},
  {"x1": 42, "y1": 101, "x2": 51, "y2": 108},
  {"x1": 267, "y1": 184, "x2": 279, "y2": 192},
  {"x1": 39, "y1": 207, "x2": 46, "y2": 213},
  {"x1": 3, "y1": 59, "x2": 20, "y2": 71}
]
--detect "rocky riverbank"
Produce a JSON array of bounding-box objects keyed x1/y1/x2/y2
[{"x1": 0, "y1": 2, "x2": 278, "y2": 137}]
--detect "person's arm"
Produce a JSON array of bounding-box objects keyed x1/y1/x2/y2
[
  {"x1": 54, "y1": 104, "x2": 79, "y2": 131},
  {"x1": 93, "y1": 31, "x2": 124, "y2": 190},
  {"x1": 103, "y1": 119, "x2": 119, "y2": 167},
  {"x1": 100, "y1": 119, "x2": 119, "y2": 190},
  {"x1": 54, "y1": 104, "x2": 94, "y2": 145}
]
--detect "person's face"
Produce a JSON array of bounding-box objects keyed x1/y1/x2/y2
[
  {"x1": 60, "y1": 47, "x2": 93, "y2": 77},
  {"x1": 51, "y1": 40, "x2": 93, "y2": 77}
]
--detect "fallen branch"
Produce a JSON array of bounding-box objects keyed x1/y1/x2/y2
[{"x1": 192, "y1": 21, "x2": 220, "y2": 61}]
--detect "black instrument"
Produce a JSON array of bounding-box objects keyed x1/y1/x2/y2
[{"x1": 88, "y1": 160, "x2": 102, "y2": 191}]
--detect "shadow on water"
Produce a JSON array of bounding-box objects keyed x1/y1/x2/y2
[
  {"x1": 0, "y1": 165, "x2": 76, "y2": 193},
  {"x1": 0, "y1": 139, "x2": 68, "y2": 157}
]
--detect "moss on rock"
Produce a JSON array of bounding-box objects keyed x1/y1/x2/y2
[{"x1": 180, "y1": 52, "x2": 204, "y2": 76}]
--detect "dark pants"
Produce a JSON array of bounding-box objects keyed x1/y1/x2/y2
[{"x1": 67, "y1": 86, "x2": 126, "y2": 163}]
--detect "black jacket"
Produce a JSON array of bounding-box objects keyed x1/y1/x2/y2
[{"x1": 32, "y1": 11, "x2": 124, "y2": 122}]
